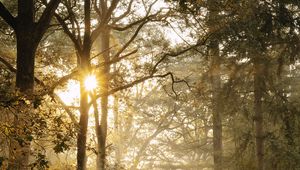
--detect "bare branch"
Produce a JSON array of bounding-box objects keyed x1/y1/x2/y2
[
  {"x1": 0, "y1": 2, "x2": 16, "y2": 30},
  {"x1": 145, "y1": 0, "x2": 159, "y2": 15},
  {"x1": 167, "y1": 21, "x2": 205, "y2": 55},
  {"x1": 110, "y1": 7, "x2": 162, "y2": 32},
  {"x1": 104, "y1": 0, "x2": 120, "y2": 22},
  {"x1": 48, "y1": 68, "x2": 79, "y2": 93},
  {"x1": 52, "y1": 93, "x2": 78, "y2": 124},
  {"x1": 107, "y1": 49, "x2": 138, "y2": 65},
  {"x1": 112, "y1": 0, "x2": 133, "y2": 23},
  {"x1": 93, "y1": 0, "x2": 101, "y2": 17},
  {"x1": 151, "y1": 33, "x2": 211, "y2": 75},
  {"x1": 36, "y1": 0, "x2": 61, "y2": 39},
  {"x1": 91, "y1": 44, "x2": 117, "y2": 60},
  {"x1": 99, "y1": 0, "x2": 107, "y2": 17},
  {"x1": 0, "y1": 55, "x2": 15, "y2": 72},
  {"x1": 110, "y1": 14, "x2": 152, "y2": 31},
  {"x1": 112, "y1": 19, "x2": 148, "y2": 59},
  {"x1": 86, "y1": 32, "x2": 212, "y2": 106},
  {"x1": 64, "y1": 0, "x2": 82, "y2": 42},
  {"x1": 55, "y1": 14, "x2": 83, "y2": 52}
]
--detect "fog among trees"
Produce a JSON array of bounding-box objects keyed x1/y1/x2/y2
[{"x1": 0, "y1": 0, "x2": 300, "y2": 169}]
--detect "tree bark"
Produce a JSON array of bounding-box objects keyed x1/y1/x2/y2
[
  {"x1": 97, "y1": 28, "x2": 110, "y2": 170},
  {"x1": 0, "y1": 0, "x2": 61, "y2": 169},
  {"x1": 254, "y1": 57, "x2": 265, "y2": 170},
  {"x1": 15, "y1": 34, "x2": 37, "y2": 93},
  {"x1": 77, "y1": 79, "x2": 89, "y2": 170},
  {"x1": 14, "y1": 0, "x2": 36, "y2": 92},
  {"x1": 8, "y1": 1, "x2": 36, "y2": 169},
  {"x1": 77, "y1": 0, "x2": 91, "y2": 169},
  {"x1": 207, "y1": 1, "x2": 223, "y2": 169},
  {"x1": 8, "y1": 3, "x2": 58, "y2": 169},
  {"x1": 210, "y1": 40, "x2": 223, "y2": 170},
  {"x1": 14, "y1": 0, "x2": 61, "y2": 92},
  {"x1": 113, "y1": 95, "x2": 122, "y2": 168}
]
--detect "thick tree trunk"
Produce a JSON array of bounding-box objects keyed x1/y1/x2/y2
[
  {"x1": 15, "y1": 0, "x2": 35, "y2": 92},
  {"x1": 97, "y1": 28, "x2": 110, "y2": 170},
  {"x1": 16, "y1": 34, "x2": 37, "y2": 93},
  {"x1": 8, "y1": 1, "x2": 36, "y2": 169},
  {"x1": 1, "y1": 0, "x2": 60, "y2": 169},
  {"x1": 254, "y1": 57, "x2": 265, "y2": 170},
  {"x1": 10, "y1": 26, "x2": 37, "y2": 170}
]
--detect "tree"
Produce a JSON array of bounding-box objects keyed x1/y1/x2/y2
[
  {"x1": 206, "y1": 1, "x2": 223, "y2": 169},
  {"x1": 55, "y1": 0, "x2": 172, "y2": 169},
  {"x1": 0, "y1": 0, "x2": 61, "y2": 168}
]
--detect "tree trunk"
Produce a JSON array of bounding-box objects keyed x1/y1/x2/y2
[
  {"x1": 210, "y1": 40, "x2": 223, "y2": 170},
  {"x1": 0, "y1": 0, "x2": 60, "y2": 169},
  {"x1": 9, "y1": 27, "x2": 37, "y2": 170},
  {"x1": 16, "y1": 34, "x2": 37, "y2": 93},
  {"x1": 77, "y1": 80, "x2": 89, "y2": 170},
  {"x1": 97, "y1": 28, "x2": 110, "y2": 170},
  {"x1": 77, "y1": 0, "x2": 91, "y2": 169},
  {"x1": 113, "y1": 95, "x2": 122, "y2": 168},
  {"x1": 254, "y1": 57, "x2": 265, "y2": 170},
  {"x1": 8, "y1": 1, "x2": 36, "y2": 169},
  {"x1": 207, "y1": 1, "x2": 223, "y2": 169}
]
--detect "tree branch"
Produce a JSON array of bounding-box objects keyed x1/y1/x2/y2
[
  {"x1": 112, "y1": 0, "x2": 133, "y2": 23},
  {"x1": 104, "y1": 0, "x2": 120, "y2": 22},
  {"x1": 151, "y1": 33, "x2": 211, "y2": 75},
  {"x1": 87, "y1": 33, "x2": 211, "y2": 106},
  {"x1": 0, "y1": 2, "x2": 16, "y2": 30},
  {"x1": 55, "y1": 13, "x2": 83, "y2": 53},
  {"x1": 110, "y1": 14, "x2": 151, "y2": 31},
  {"x1": 110, "y1": 8, "x2": 161, "y2": 32},
  {"x1": 0, "y1": 55, "x2": 78, "y2": 125},
  {"x1": 112, "y1": 19, "x2": 149, "y2": 59},
  {"x1": 48, "y1": 49, "x2": 137, "y2": 92},
  {"x1": 99, "y1": 0, "x2": 107, "y2": 16},
  {"x1": 36, "y1": 0, "x2": 61, "y2": 40},
  {"x1": 93, "y1": 0, "x2": 101, "y2": 18},
  {"x1": 0, "y1": 55, "x2": 15, "y2": 72}
]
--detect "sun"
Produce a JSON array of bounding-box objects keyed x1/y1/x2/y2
[{"x1": 84, "y1": 74, "x2": 97, "y2": 91}]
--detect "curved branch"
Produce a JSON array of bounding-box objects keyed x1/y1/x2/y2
[
  {"x1": 0, "y1": 2, "x2": 16, "y2": 30},
  {"x1": 55, "y1": 13, "x2": 83, "y2": 52},
  {"x1": 104, "y1": 0, "x2": 120, "y2": 22},
  {"x1": 87, "y1": 32, "x2": 211, "y2": 106},
  {"x1": 110, "y1": 10, "x2": 160, "y2": 32},
  {"x1": 36, "y1": 0, "x2": 61, "y2": 39},
  {"x1": 112, "y1": 0, "x2": 133, "y2": 23},
  {"x1": 112, "y1": 19, "x2": 149, "y2": 59}
]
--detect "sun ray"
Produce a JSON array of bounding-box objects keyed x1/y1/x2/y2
[{"x1": 84, "y1": 74, "x2": 98, "y2": 91}]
